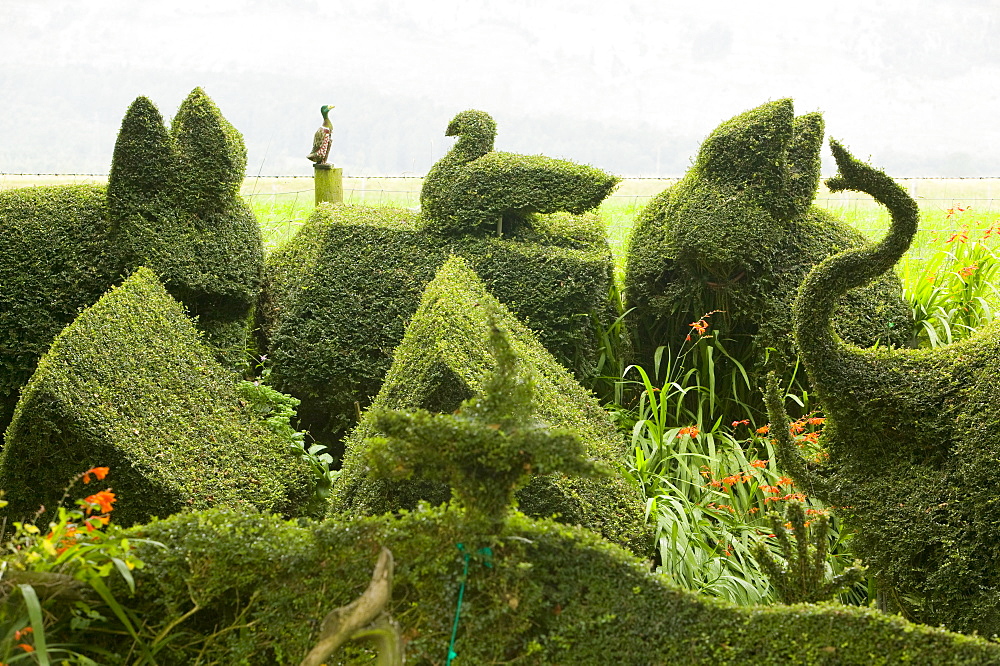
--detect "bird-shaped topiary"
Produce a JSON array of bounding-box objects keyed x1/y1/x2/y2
[
  {"x1": 365, "y1": 319, "x2": 604, "y2": 529},
  {"x1": 767, "y1": 140, "x2": 1000, "y2": 634},
  {"x1": 307, "y1": 104, "x2": 335, "y2": 164},
  {"x1": 420, "y1": 110, "x2": 620, "y2": 236}
]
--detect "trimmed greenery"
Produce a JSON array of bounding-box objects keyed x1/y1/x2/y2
[
  {"x1": 334, "y1": 256, "x2": 647, "y2": 552},
  {"x1": 0, "y1": 88, "x2": 264, "y2": 437},
  {"x1": 624, "y1": 99, "x2": 911, "y2": 413},
  {"x1": 420, "y1": 109, "x2": 619, "y2": 236},
  {"x1": 0, "y1": 268, "x2": 314, "y2": 526},
  {"x1": 0, "y1": 185, "x2": 120, "y2": 437},
  {"x1": 770, "y1": 140, "x2": 1000, "y2": 634},
  {"x1": 259, "y1": 203, "x2": 613, "y2": 453},
  {"x1": 96, "y1": 505, "x2": 1000, "y2": 664}
]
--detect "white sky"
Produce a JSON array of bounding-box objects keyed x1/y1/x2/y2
[{"x1": 3, "y1": 0, "x2": 1000, "y2": 175}]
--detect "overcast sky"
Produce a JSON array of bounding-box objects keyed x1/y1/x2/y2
[{"x1": 3, "y1": 0, "x2": 1000, "y2": 176}]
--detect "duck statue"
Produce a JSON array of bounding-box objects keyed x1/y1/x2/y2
[{"x1": 307, "y1": 104, "x2": 335, "y2": 164}]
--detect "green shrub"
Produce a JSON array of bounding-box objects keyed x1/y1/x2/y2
[
  {"x1": 0, "y1": 268, "x2": 314, "y2": 526},
  {"x1": 420, "y1": 109, "x2": 619, "y2": 236},
  {"x1": 259, "y1": 204, "x2": 613, "y2": 453},
  {"x1": 770, "y1": 140, "x2": 1000, "y2": 635},
  {"x1": 624, "y1": 99, "x2": 911, "y2": 414},
  {"x1": 0, "y1": 185, "x2": 120, "y2": 438},
  {"x1": 334, "y1": 256, "x2": 648, "y2": 552},
  {"x1": 0, "y1": 89, "x2": 263, "y2": 437},
  {"x1": 94, "y1": 505, "x2": 1000, "y2": 664}
]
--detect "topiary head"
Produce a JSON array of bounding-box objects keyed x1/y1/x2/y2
[{"x1": 445, "y1": 109, "x2": 497, "y2": 143}]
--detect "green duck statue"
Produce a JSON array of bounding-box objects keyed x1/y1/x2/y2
[{"x1": 307, "y1": 104, "x2": 335, "y2": 164}]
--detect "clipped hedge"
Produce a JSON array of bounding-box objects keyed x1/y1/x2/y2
[
  {"x1": 333, "y1": 256, "x2": 647, "y2": 552},
  {"x1": 105, "y1": 505, "x2": 1000, "y2": 664},
  {"x1": 420, "y1": 109, "x2": 619, "y2": 235},
  {"x1": 0, "y1": 185, "x2": 120, "y2": 437},
  {"x1": 0, "y1": 88, "x2": 263, "y2": 436},
  {"x1": 0, "y1": 268, "x2": 313, "y2": 526},
  {"x1": 260, "y1": 203, "x2": 613, "y2": 453},
  {"x1": 624, "y1": 99, "x2": 911, "y2": 373},
  {"x1": 770, "y1": 140, "x2": 1000, "y2": 636},
  {"x1": 109, "y1": 88, "x2": 264, "y2": 359}
]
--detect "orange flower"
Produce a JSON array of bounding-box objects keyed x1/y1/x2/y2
[
  {"x1": 778, "y1": 476, "x2": 795, "y2": 487},
  {"x1": 85, "y1": 514, "x2": 111, "y2": 532},
  {"x1": 750, "y1": 459, "x2": 768, "y2": 469},
  {"x1": 958, "y1": 264, "x2": 978, "y2": 279},
  {"x1": 789, "y1": 420, "x2": 805, "y2": 435},
  {"x1": 677, "y1": 425, "x2": 699, "y2": 438},
  {"x1": 755, "y1": 424, "x2": 770, "y2": 435},
  {"x1": 760, "y1": 485, "x2": 781, "y2": 494},
  {"x1": 83, "y1": 490, "x2": 116, "y2": 514},
  {"x1": 14, "y1": 627, "x2": 32, "y2": 641},
  {"x1": 686, "y1": 310, "x2": 723, "y2": 341},
  {"x1": 807, "y1": 417, "x2": 825, "y2": 426},
  {"x1": 731, "y1": 419, "x2": 750, "y2": 428},
  {"x1": 82, "y1": 467, "x2": 110, "y2": 484},
  {"x1": 17, "y1": 644, "x2": 33, "y2": 653}
]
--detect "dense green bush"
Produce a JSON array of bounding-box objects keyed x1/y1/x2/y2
[
  {"x1": 0, "y1": 88, "x2": 263, "y2": 437},
  {"x1": 333, "y1": 257, "x2": 647, "y2": 552},
  {"x1": 420, "y1": 109, "x2": 619, "y2": 235},
  {"x1": 0, "y1": 185, "x2": 120, "y2": 437},
  {"x1": 0, "y1": 268, "x2": 314, "y2": 526},
  {"x1": 259, "y1": 204, "x2": 613, "y2": 454},
  {"x1": 770, "y1": 140, "x2": 1000, "y2": 635},
  {"x1": 624, "y1": 99, "x2": 911, "y2": 392},
  {"x1": 100, "y1": 505, "x2": 1000, "y2": 664},
  {"x1": 109, "y1": 88, "x2": 264, "y2": 359}
]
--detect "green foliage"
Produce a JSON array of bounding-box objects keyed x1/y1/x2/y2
[
  {"x1": 0, "y1": 268, "x2": 314, "y2": 526},
  {"x1": 235, "y1": 380, "x2": 337, "y2": 517},
  {"x1": 0, "y1": 185, "x2": 120, "y2": 437},
  {"x1": 28, "y1": 505, "x2": 997, "y2": 664},
  {"x1": 259, "y1": 203, "x2": 613, "y2": 452},
  {"x1": 624, "y1": 99, "x2": 911, "y2": 418},
  {"x1": 780, "y1": 140, "x2": 1000, "y2": 634},
  {"x1": 109, "y1": 88, "x2": 263, "y2": 360},
  {"x1": 420, "y1": 109, "x2": 619, "y2": 236},
  {"x1": 755, "y1": 501, "x2": 865, "y2": 605},
  {"x1": 335, "y1": 256, "x2": 647, "y2": 552},
  {"x1": 368, "y1": 321, "x2": 603, "y2": 527}
]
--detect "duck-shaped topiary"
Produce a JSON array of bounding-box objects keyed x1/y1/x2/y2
[{"x1": 420, "y1": 109, "x2": 619, "y2": 236}]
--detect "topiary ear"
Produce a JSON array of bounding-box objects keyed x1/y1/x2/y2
[
  {"x1": 775, "y1": 111, "x2": 824, "y2": 220},
  {"x1": 108, "y1": 96, "x2": 177, "y2": 224},
  {"x1": 171, "y1": 87, "x2": 246, "y2": 217},
  {"x1": 694, "y1": 98, "x2": 794, "y2": 197}
]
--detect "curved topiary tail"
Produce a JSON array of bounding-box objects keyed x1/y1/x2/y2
[{"x1": 793, "y1": 140, "x2": 919, "y2": 385}]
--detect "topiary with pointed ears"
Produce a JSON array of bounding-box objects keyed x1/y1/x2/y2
[{"x1": 366, "y1": 320, "x2": 603, "y2": 528}]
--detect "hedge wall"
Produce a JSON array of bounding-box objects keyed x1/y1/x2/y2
[
  {"x1": 0, "y1": 268, "x2": 313, "y2": 526},
  {"x1": 332, "y1": 256, "x2": 647, "y2": 553},
  {"x1": 771, "y1": 140, "x2": 1000, "y2": 635},
  {"x1": 0, "y1": 185, "x2": 120, "y2": 438},
  {"x1": 101, "y1": 505, "x2": 1000, "y2": 664},
  {"x1": 624, "y1": 99, "x2": 911, "y2": 375},
  {"x1": 259, "y1": 203, "x2": 613, "y2": 455},
  {"x1": 420, "y1": 109, "x2": 619, "y2": 236}
]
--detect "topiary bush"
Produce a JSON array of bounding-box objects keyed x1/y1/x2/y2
[
  {"x1": 109, "y1": 88, "x2": 264, "y2": 360},
  {"x1": 96, "y1": 505, "x2": 1000, "y2": 664},
  {"x1": 0, "y1": 185, "x2": 121, "y2": 437},
  {"x1": 0, "y1": 88, "x2": 264, "y2": 438},
  {"x1": 768, "y1": 140, "x2": 1000, "y2": 635},
  {"x1": 0, "y1": 268, "x2": 314, "y2": 526},
  {"x1": 624, "y1": 99, "x2": 911, "y2": 411},
  {"x1": 333, "y1": 256, "x2": 647, "y2": 553},
  {"x1": 420, "y1": 109, "x2": 619, "y2": 236},
  {"x1": 259, "y1": 204, "x2": 613, "y2": 455}
]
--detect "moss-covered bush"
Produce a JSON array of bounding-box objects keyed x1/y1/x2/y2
[
  {"x1": 769, "y1": 140, "x2": 1000, "y2": 635},
  {"x1": 420, "y1": 109, "x2": 619, "y2": 236},
  {"x1": 0, "y1": 268, "x2": 313, "y2": 526},
  {"x1": 105, "y1": 505, "x2": 1000, "y2": 664},
  {"x1": 333, "y1": 257, "x2": 647, "y2": 552},
  {"x1": 0, "y1": 88, "x2": 263, "y2": 437},
  {"x1": 259, "y1": 204, "x2": 613, "y2": 453},
  {"x1": 624, "y1": 99, "x2": 911, "y2": 378},
  {"x1": 0, "y1": 185, "x2": 120, "y2": 437}
]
